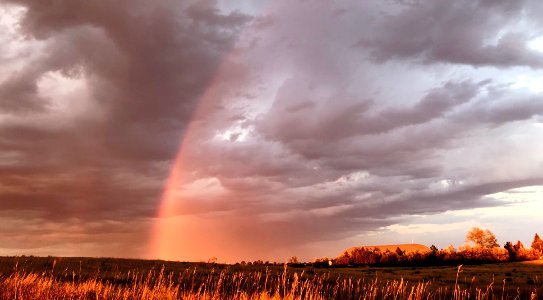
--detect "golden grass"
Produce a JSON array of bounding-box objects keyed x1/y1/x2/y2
[{"x1": 0, "y1": 264, "x2": 539, "y2": 299}]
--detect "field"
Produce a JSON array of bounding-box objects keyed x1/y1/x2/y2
[{"x1": 0, "y1": 256, "x2": 542, "y2": 299}]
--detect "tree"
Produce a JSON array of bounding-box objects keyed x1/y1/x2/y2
[
  {"x1": 513, "y1": 241, "x2": 529, "y2": 261},
  {"x1": 287, "y1": 256, "x2": 299, "y2": 264},
  {"x1": 531, "y1": 233, "x2": 543, "y2": 255},
  {"x1": 466, "y1": 227, "x2": 499, "y2": 249},
  {"x1": 504, "y1": 241, "x2": 516, "y2": 260}
]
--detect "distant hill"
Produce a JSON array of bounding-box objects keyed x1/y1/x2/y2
[{"x1": 342, "y1": 244, "x2": 431, "y2": 255}]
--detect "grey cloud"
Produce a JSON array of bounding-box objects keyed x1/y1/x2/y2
[
  {"x1": 342, "y1": 177, "x2": 543, "y2": 220},
  {"x1": 155, "y1": 0, "x2": 543, "y2": 259},
  {"x1": 0, "y1": 211, "x2": 150, "y2": 257},
  {"x1": 452, "y1": 93, "x2": 543, "y2": 125},
  {"x1": 257, "y1": 80, "x2": 481, "y2": 166},
  {"x1": 2, "y1": 0, "x2": 543, "y2": 261},
  {"x1": 0, "y1": 69, "x2": 46, "y2": 113},
  {"x1": 359, "y1": 0, "x2": 543, "y2": 68},
  {"x1": 184, "y1": 173, "x2": 543, "y2": 259},
  {"x1": 0, "y1": 0, "x2": 251, "y2": 225},
  {"x1": 4, "y1": 0, "x2": 250, "y2": 160}
]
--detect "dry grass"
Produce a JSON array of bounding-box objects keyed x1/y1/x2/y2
[{"x1": 0, "y1": 264, "x2": 540, "y2": 299}]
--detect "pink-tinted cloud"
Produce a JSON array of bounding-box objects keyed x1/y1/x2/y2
[{"x1": 1, "y1": 0, "x2": 543, "y2": 262}]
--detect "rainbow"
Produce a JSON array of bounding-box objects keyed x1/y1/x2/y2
[{"x1": 148, "y1": 40, "x2": 250, "y2": 262}]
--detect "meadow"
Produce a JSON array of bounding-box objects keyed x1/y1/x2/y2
[{"x1": 1, "y1": 256, "x2": 542, "y2": 299}]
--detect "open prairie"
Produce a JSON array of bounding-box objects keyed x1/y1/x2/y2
[{"x1": 1, "y1": 256, "x2": 542, "y2": 299}]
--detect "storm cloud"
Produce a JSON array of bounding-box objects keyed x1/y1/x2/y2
[{"x1": 1, "y1": 0, "x2": 542, "y2": 262}]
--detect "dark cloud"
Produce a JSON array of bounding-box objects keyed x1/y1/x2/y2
[
  {"x1": 359, "y1": 0, "x2": 543, "y2": 68},
  {"x1": 2, "y1": 0, "x2": 251, "y2": 159},
  {"x1": 259, "y1": 79, "x2": 480, "y2": 147},
  {"x1": 0, "y1": 68, "x2": 47, "y2": 113},
  {"x1": 0, "y1": 0, "x2": 251, "y2": 255},
  {"x1": 452, "y1": 92, "x2": 543, "y2": 125},
  {"x1": 1, "y1": 0, "x2": 543, "y2": 261}
]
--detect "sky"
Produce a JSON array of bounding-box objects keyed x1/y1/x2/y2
[{"x1": 0, "y1": 0, "x2": 543, "y2": 263}]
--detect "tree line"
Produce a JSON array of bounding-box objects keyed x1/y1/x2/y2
[{"x1": 316, "y1": 228, "x2": 543, "y2": 267}]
